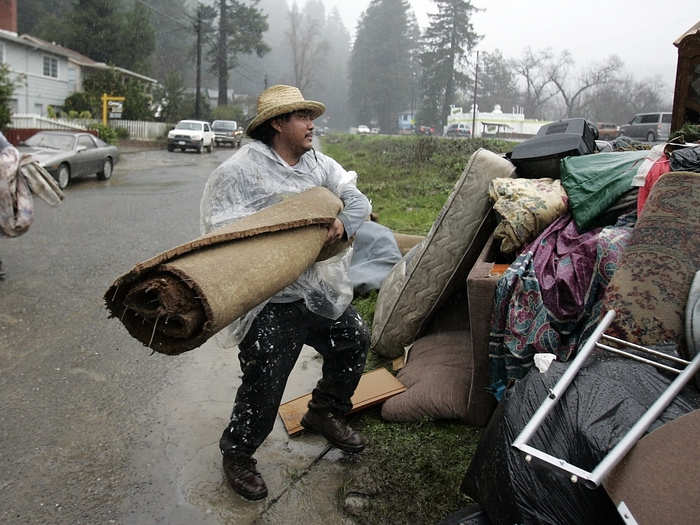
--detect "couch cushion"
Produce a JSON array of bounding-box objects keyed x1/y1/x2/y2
[
  {"x1": 381, "y1": 331, "x2": 471, "y2": 422},
  {"x1": 371, "y1": 149, "x2": 516, "y2": 358},
  {"x1": 603, "y1": 172, "x2": 700, "y2": 353}
]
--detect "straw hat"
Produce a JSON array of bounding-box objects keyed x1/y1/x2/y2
[{"x1": 246, "y1": 85, "x2": 325, "y2": 135}]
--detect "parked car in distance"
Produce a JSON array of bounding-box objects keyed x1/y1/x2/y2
[
  {"x1": 167, "y1": 120, "x2": 215, "y2": 153},
  {"x1": 416, "y1": 125, "x2": 435, "y2": 135},
  {"x1": 18, "y1": 130, "x2": 119, "y2": 190},
  {"x1": 445, "y1": 122, "x2": 472, "y2": 137},
  {"x1": 211, "y1": 120, "x2": 242, "y2": 148},
  {"x1": 371, "y1": 127, "x2": 380, "y2": 134},
  {"x1": 596, "y1": 122, "x2": 620, "y2": 140},
  {"x1": 357, "y1": 124, "x2": 371, "y2": 134},
  {"x1": 619, "y1": 112, "x2": 672, "y2": 142}
]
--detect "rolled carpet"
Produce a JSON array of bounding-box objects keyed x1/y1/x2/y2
[{"x1": 105, "y1": 187, "x2": 344, "y2": 355}]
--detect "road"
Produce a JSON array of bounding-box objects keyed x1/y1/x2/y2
[{"x1": 0, "y1": 144, "x2": 350, "y2": 524}]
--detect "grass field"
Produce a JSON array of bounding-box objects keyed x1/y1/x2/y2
[{"x1": 322, "y1": 133, "x2": 514, "y2": 524}]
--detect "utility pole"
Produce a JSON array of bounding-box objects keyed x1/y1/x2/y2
[
  {"x1": 217, "y1": 0, "x2": 228, "y2": 106},
  {"x1": 471, "y1": 50, "x2": 479, "y2": 138},
  {"x1": 195, "y1": 8, "x2": 203, "y2": 119}
]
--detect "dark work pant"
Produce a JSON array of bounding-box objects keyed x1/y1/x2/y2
[{"x1": 220, "y1": 301, "x2": 370, "y2": 457}]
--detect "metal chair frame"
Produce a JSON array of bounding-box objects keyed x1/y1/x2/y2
[{"x1": 512, "y1": 310, "x2": 700, "y2": 489}]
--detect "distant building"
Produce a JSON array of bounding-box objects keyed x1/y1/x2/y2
[
  {"x1": 446, "y1": 104, "x2": 550, "y2": 137},
  {"x1": 397, "y1": 110, "x2": 415, "y2": 134}
]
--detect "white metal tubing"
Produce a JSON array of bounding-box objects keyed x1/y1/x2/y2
[
  {"x1": 512, "y1": 310, "x2": 616, "y2": 449},
  {"x1": 586, "y1": 352, "x2": 700, "y2": 488},
  {"x1": 595, "y1": 343, "x2": 683, "y2": 374},
  {"x1": 518, "y1": 443, "x2": 594, "y2": 484},
  {"x1": 601, "y1": 334, "x2": 690, "y2": 365}
]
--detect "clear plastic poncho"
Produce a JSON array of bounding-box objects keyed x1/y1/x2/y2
[{"x1": 200, "y1": 140, "x2": 371, "y2": 346}]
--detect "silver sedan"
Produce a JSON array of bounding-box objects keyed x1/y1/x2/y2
[{"x1": 18, "y1": 130, "x2": 119, "y2": 189}]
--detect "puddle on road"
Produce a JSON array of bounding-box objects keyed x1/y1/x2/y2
[
  {"x1": 108, "y1": 178, "x2": 190, "y2": 191},
  {"x1": 120, "y1": 341, "x2": 350, "y2": 524}
]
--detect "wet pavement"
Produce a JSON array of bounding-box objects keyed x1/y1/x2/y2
[{"x1": 0, "y1": 142, "x2": 359, "y2": 524}]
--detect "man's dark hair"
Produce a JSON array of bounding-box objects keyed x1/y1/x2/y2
[{"x1": 248, "y1": 112, "x2": 293, "y2": 145}]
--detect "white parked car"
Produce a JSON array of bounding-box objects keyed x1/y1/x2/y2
[
  {"x1": 167, "y1": 120, "x2": 216, "y2": 153},
  {"x1": 357, "y1": 124, "x2": 371, "y2": 134}
]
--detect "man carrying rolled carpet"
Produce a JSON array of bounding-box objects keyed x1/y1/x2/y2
[{"x1": 200, "y1": 85, "x2": 372, "y2": 501}]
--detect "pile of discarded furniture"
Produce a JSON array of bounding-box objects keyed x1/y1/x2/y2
[{"x1": 366, "y1": 120, "x2": 699, "y2": 524}]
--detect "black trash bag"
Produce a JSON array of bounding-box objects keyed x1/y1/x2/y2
[
  {"x1": 461, "y1": 355, "x2": 697, "y2": 525},
  {"x1": 670, "y1": 145, "x2": 700, "y2": 172}
]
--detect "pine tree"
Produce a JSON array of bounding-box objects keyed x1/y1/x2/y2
[
  {"x1": 418, "y1": 0, "x2": 480, "y2": 127},
  {"x1": 211, "y1": 0, "x2": 269, "y2": 105},
  {"x1": 473, "y1": 50, "x2": 519, "y2": 115},
  {"x1": 349, "y1": 0, "x2": 419, "y2": 133}
]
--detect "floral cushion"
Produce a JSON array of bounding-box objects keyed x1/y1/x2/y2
[
  {"x1": 489, "y1": 177, "x2": 568, "y2": 254},
  {"x1": 603, "y1": 172, "x2": 700, "y2": 353}
]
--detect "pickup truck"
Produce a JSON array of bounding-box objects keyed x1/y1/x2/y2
[
  {"x1": 212, "y1": 120, "x2": 242, "y2": 148},
  {"x1": 167, "y1": 120, "x2": 215, "y2": 153}
]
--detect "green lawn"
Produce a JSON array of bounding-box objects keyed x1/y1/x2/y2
[{"x1": 322, "y1": 133, "x2": 514, "y2": 524}]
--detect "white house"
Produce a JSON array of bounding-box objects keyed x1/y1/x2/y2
[
  {"x1": 0, "y1": 0, "x2": 156, "y2": 116},
  {"x1": 446, "y1": 104, "x2": 551, "y2": 138}
]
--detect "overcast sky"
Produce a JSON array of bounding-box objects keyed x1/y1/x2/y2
[{"x1": 328, "y1": 0, "x2": 698, "y2": 93}]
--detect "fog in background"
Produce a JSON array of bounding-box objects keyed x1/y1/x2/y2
[
  {"x1": 223, "y1": 0, "x2": 695, "y2": 129},
  {"x1": 333, "y1": 0, "x2": 696, "y2": 93}
]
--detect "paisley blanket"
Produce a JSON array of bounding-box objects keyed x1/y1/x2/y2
[{"x1": 488, "y1": 213, "x2": 633, "y2": 395}]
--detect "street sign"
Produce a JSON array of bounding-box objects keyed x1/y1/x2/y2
[{"x1": 101, "y1": 94, "x2": 126, "y2": 124}]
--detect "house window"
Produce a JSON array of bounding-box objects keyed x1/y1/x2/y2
[{"x1": 43, "y1": 56, "x2": 58, "y2": 78}]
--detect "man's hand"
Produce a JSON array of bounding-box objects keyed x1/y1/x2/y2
[{"x1": 325, "y1": 218, "x2": 345, "y2": 245}]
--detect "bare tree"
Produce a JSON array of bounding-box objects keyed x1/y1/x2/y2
[
  {"x1": 515, "y1": 47, "x2": 558, "y2": 119},
  {"x1": 549, "y1": 51, "x2": 622, "y2": 118},
  {"x1": 287, "y1": 1, "x2": 328, "y2": 91},
  {"x1": 581, "y1": 74, "x2": 667, "y2": 124}
]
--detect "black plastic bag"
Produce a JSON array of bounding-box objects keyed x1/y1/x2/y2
[
  {"x1": 670, "y1": 146, "x2": 700, "y2": 172},
  {"x1": 462, "y1": 355, "x2": 697, "y2": 525}
]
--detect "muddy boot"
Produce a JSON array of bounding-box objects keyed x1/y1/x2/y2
[
  {"x1": 301, "y1": 407, "x2": 366, "y2": 453},
  {"x1": 222, "y1": 453, "x2": 268, "y2": 501}
]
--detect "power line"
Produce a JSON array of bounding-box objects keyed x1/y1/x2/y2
[{"x1": 133, "y1": 0, "x2": 192, "y2": 29}]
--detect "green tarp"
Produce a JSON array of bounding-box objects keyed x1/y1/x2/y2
[{"x1": 560, "y1": 150, "x2": 649, "y2": 231}]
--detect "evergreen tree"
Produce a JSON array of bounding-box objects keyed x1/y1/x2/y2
[
  {"x1": 27, "y1": 0, "x2": 155, "y2": 75},
  {"x1": 18, "y1": 0, "x2": 72, "y2": 35},
  {"x1": 472, "y1": 50, "x2": 519, "y2": 114},
  {"x1": 145, "y1": 0, "x2": 197, "y2": 84},
  {"x1": 228, "y1": 0, "x2": 290, "y2": 94},
  {"x1": 62, "y1": 0, "x2": 124, "y2": 64},
  {"x1": 418, "y1": 0, "x2": 480, "y2": 127},
  {"x1": 210, "y1": 0, "x2": 269, "y2": 105},
  {"x1": 349, "y1": 0, "x2": 418, "y2": 133},
  {"x1": 317, "y1": 7, "x2": 352, "y2": 130}
]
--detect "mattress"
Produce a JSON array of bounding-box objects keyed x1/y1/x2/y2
[{"x1": 371, "y1": 148, "x2": 516, "y2": 358}]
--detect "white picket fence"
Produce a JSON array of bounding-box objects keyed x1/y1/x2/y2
[{"x1": 10, "y1": 114, "x2": 171, "y2": 140}]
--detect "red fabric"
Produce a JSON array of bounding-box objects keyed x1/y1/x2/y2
[{"x1": 637, "y1": 157, "x2": 671, "y2": 215}]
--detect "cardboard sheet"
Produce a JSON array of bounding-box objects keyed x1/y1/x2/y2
[
  {"x1": 278, "y1": 368, "x2": 406, "y2": 435},
  {"x1": 604, "y1": 409, "x2": 700, "y2": 525}
]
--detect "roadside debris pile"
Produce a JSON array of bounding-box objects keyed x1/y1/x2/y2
[
  {"x1": 365, "y1": 123, "x2": 699, "y2": 524},
  {"x1": 0, "y1": 131, "x2": 64, "y2": 279}
]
